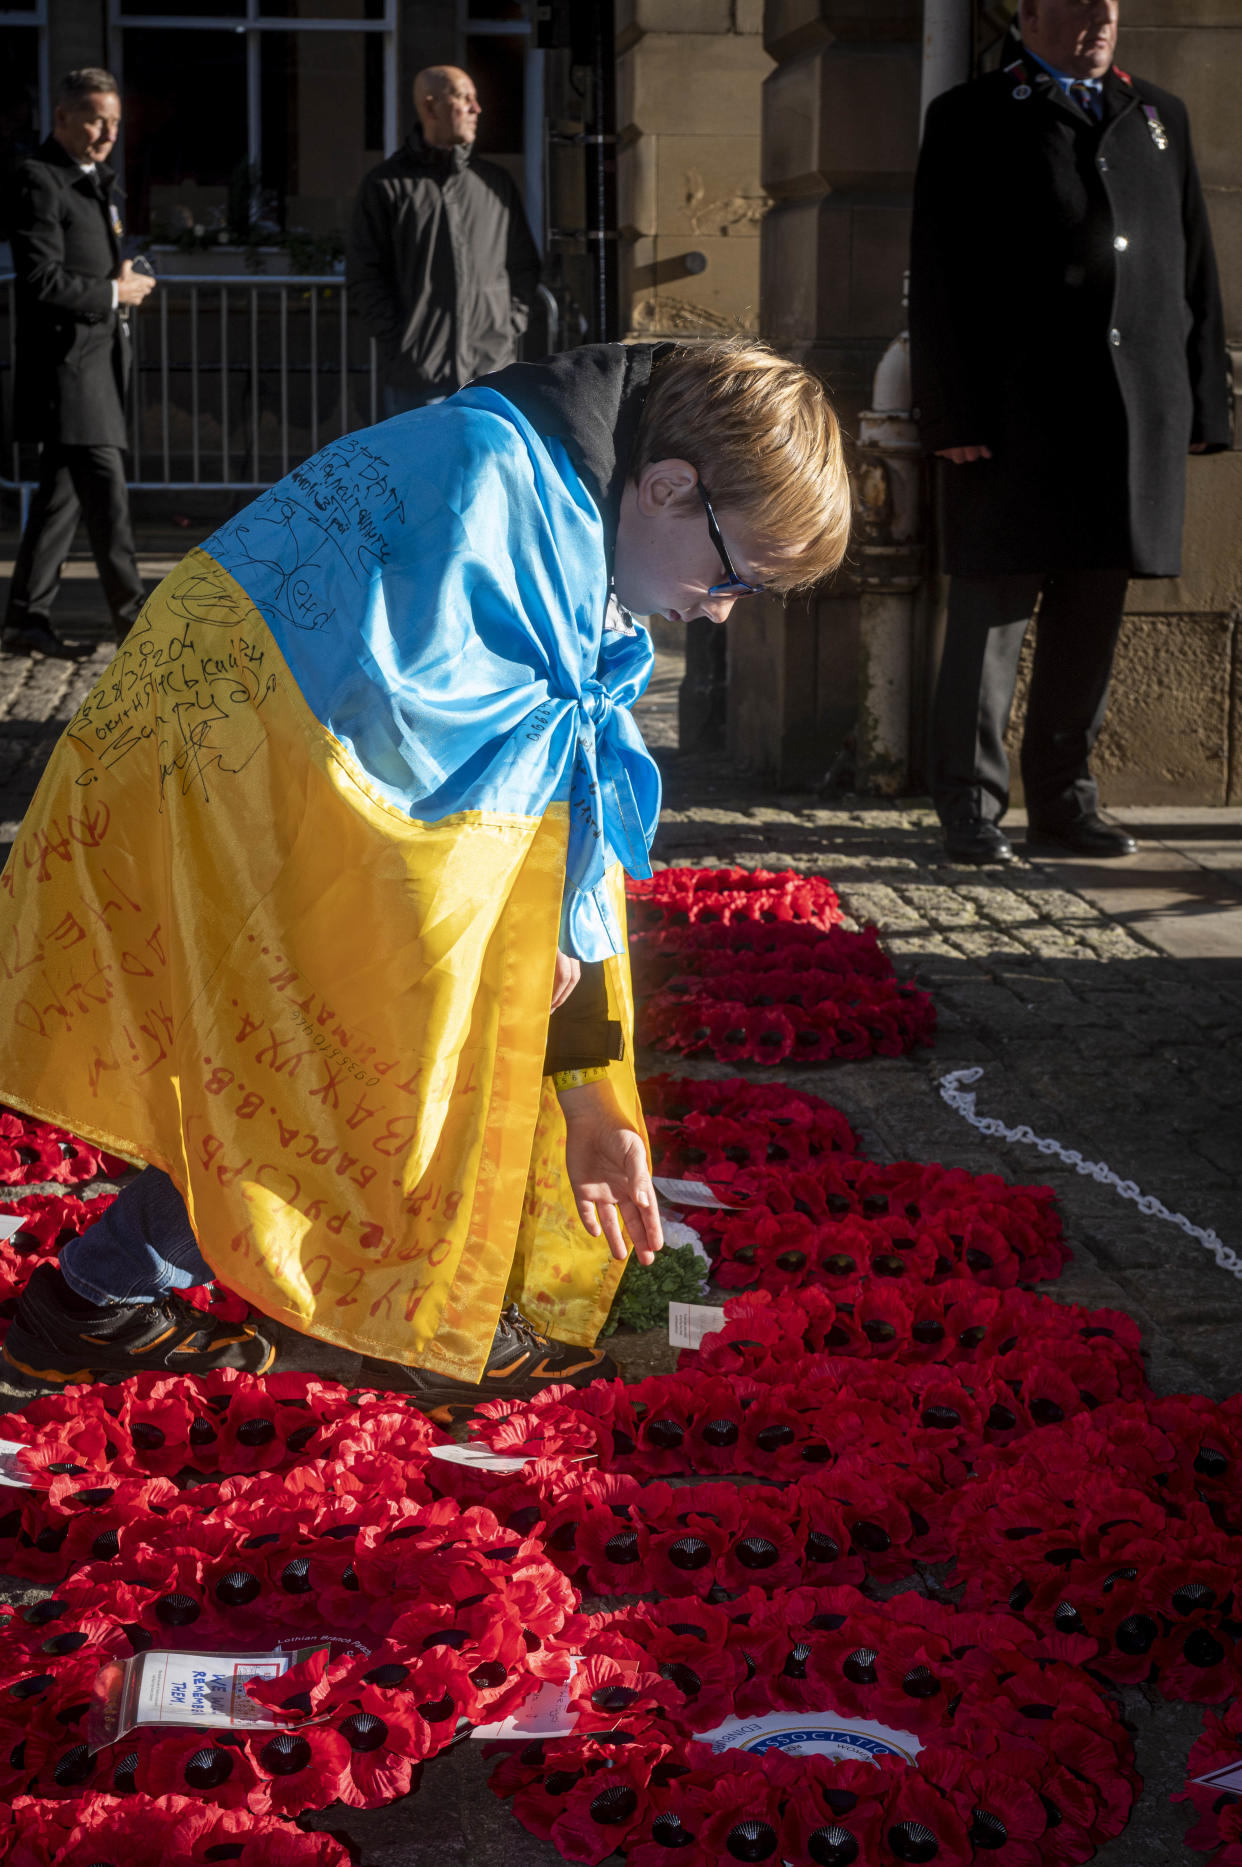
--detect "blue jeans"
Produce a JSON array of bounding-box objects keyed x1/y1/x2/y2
[{"x1": 60, "y1": 1167, "x2": 213, "y2": 1306}]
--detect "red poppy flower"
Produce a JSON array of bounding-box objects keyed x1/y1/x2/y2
[
  {"x1": 715, "y1": 1498, "x2": 804, "y2": 1595},
  {"x1": 566, "y1": 1654, "x2": 679, "y2": 1734},
  {"x1": 627, "y1": 1773, "x2": 741, "y2": 1867},
  {"x1": 0, "y1": 1795, "x2": 79, "y2": 1864},
  {"x1": 642, "y1": 1631, "x2": 744, "y2": 1732},
  {"x1": 878, "y1": 1770, "x2": 973, "y2": 1867},
  {"x1": 324, "y1": 1685, "x2": 432, "y2": 1807},
  {"x1": 167, "y1": 1800, "x2": 355, "y2": 1865},
  {"x1": 775, "y1": 1754, "x2": 891, "y2": 1867},
  {"x1": 698, "y1": 1765, "x2": 789, "y2": 1867},
  {"x1": 36, "y1": 1791, "x2": 189, "y2": 1865},
  {"x1": 139, "y1": 1730, "x2": 270, "y2": 1812},
  {"x1": 248, "y1": 1721, "x2": 354, "y2": 1816}
]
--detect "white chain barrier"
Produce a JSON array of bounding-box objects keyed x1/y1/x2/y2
[{"x1": 937, "y1": 1065, "x2": 1242, "y2": 1282}]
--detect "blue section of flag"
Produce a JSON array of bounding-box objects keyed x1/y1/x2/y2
[{"x1": 201, "y1": 389, "x2": 659, "y2": 959}]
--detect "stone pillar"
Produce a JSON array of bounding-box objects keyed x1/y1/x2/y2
[
  {"x1": 616, "y1": 2, "x2": 772, "y2": 751},
  {"x1": 616, "y1": 2, "x2": 771, "y2": 343},
  {"x1": 728, "y1": 1, "x2": 921, "y2": 787}
]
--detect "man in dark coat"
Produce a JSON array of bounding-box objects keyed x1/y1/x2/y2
[
  {"x1": 3, "y1": 68, "x2": 156, "y2": 659},
  {"x1": 909, "y1": 0, "x2": 1230, "y2": 864},
  {"x1": 346, "y1": 64, "x2": 540, "y2": 417}
]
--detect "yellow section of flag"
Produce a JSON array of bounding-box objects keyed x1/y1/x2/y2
[{"x1": 0, "y1": 549, "x2": 634, "y2": 1376}]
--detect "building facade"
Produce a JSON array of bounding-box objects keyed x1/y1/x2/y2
[{"x1": 2, "y1": 0, "x2": 1238, "y2": 802}]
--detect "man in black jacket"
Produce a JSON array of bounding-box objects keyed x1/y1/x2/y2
[
  {"x1": 3, "y1": 68, "x2": 155, "y2": 659},
  {"x1": 347, "y1": 64, "x2": 540, "y2": 416},
  {"x1": 909, "y1": 0, "x2": 1230, "y2": 865}
]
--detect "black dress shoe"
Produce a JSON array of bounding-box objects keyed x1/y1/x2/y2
[
  {"x1": 1026, "y1": 814, "x2": 1137, "y2": 858},
  {"x1": 1, "y1": 622, "x2": 90, "y2": 661},
  {"x1": 942, "y1": 817, "x2": 1014, "y2": 865}
]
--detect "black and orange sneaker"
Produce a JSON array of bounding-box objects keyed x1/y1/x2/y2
[
  {"x1": 1, "y1": 1262, "x2": 276, "y2": 1387},
  {"x1": 363, "y1": 1303, "x2": 618, "y2": 1425}
]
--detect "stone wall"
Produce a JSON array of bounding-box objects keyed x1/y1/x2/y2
[
  {"x1": 1101, "y1": 8, "x2": 1242, "y2": 804},
  {"x1": 1006, "y1": 457, "x2": 1242, "y2": 807},
  {"x1": 616, "y1": 2, "x2": 771, "y2": 339}
]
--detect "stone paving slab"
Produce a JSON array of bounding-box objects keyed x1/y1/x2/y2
[{"x1": 0, "y1": 588, "x2": 1237, "y2": 1860}]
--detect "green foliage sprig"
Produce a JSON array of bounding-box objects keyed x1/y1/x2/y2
[{"x1": 601, "y1": 1240, "x2": 709, "y2": 1337}]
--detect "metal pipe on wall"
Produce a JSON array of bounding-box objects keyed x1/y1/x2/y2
[
  {"x1": 586, "y1": 0, "x2": 618, "y2": 343},
  {"x1": 920, "y1": 0, "x2": 974, "y2": 128}
]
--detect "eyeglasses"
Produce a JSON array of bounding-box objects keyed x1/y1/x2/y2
[{"x1": 696, "y1": 480, "x2": 767, "y2": 598}]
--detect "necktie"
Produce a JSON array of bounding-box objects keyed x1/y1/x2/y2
[{"x1": 1069, "y1": 80, "x2": 1101, "y2": 121}]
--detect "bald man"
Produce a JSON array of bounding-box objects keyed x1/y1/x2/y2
[{"x1": 348, "y1": 64, "x2": 540, "y2": 417}]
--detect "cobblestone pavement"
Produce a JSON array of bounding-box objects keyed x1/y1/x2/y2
[{"x1": 0, "y1": 563, "x2": 1239, "y2": 1863}]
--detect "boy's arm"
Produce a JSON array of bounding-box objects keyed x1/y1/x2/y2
[
  {"x1": 558, "y1": 1074, "x2": 663, "y2": 1265},
  {"x1": 543, "y1": 960, "x2": 623, "y2": 1073}
]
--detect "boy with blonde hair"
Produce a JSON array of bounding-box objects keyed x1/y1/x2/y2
[{"x1": 0, "y1": 338, "x2": 849, "y2": 1417}]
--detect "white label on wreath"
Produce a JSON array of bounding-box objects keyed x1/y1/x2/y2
[
  {"x1": 652, "y1": 1177, "x2": 740, "y2": 1210},
  {"x1": 668, "y1": 1302, "x2": 727, "y2": 1349},
  {"x1": 1194, "y1": 1761, "x2": 1242, "y2": 1793},
  {"x1": 0, "y1": 1215, "x2": 25, "y2": 1242},
  {"x1": 695, "y1": 1709, "x2": 922, "y2": 1766},
  {"x1": 429, "y1": 1444, "x2": 535, "y2": 1475},
  {"x1": 0, "y1": 1438, "x2": 31, "y2": 1489},
  {"x1": 132, "y1": 1649, "x2": 292, "y2": 1729},
  {"x1": 471, "y1": 1657, "x2": 587, "y2": 1741}
]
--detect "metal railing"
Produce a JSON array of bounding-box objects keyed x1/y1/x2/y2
[{"x1": 1, "y1": 275, "x2": 560, "y2": 523}]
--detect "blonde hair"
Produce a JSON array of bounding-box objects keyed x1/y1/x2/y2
[{"x1": 632, "y1": 339, "x2": 851, "y2": 593}]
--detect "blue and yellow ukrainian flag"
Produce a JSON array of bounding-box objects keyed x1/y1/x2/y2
[{"x1": 0, "y1": 392, "x2": 660, "y2": 1378}]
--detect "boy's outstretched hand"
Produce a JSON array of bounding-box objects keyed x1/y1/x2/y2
[{"x1": 558, "y1": 1077, "x2": 664, "y2": 1267}]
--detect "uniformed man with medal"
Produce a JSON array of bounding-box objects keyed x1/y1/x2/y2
[{"x1": 909, "y1": 0, "x2": 1230, "y2": 865}]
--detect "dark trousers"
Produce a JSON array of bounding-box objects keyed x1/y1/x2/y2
[
  {"x1": 931, "y1": 569, "x2": 1129, "y2": 828},
  {"x1": 4, "y1": 443, "x2": 144, "y2": 639}
]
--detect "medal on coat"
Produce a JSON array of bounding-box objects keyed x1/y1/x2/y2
[
  {"x1": 1004, "y1": 57, "x2": 1032, "y2": 101},
  {"x1": 110, "y1": 204, "x2": 123, "y2": 236},
  {"x1": 1142, "y1": 104, "x2": 1168, "y2": 151}
]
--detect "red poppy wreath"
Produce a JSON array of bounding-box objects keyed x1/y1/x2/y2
[
  {"x1": 490, "y1": 1584, "x2": 1138, "y2": 1867},
  {"x1": 438, "y1": 1311, "x2": 1151, "y2": 1602},
  {"x1": 0, "y1": 1495, "x2": 575, "y2": 1816},
  {"x1": 680, "y1": 1281, "x2": 1145, "y2": 1391},
  {"x1": 627, "y1": 869, "x2": 845, "y2": 932},
  {"x1": 0, "y1": 1108, "x2": 132, "y2": 1188},
  {"x1": 434, "y1": 1449, "x2": 946, "y2": 1600},
  {"x1": 626, "y1": 868, "x2": 936, "y2": 1066},
  {"x1": 641, "y1": 1073, "x2": 860, "y2": 1178},
  {"x1": 0, "y1": 1370, "x2": 445, "y2": 1585},
  {"x1": 654, "y1": 1156, "x2": 1068, "y2": 1296},
  {"x1": 948, "y1": 1394, "x2": 1242, "y2": 1705},
  {"x1": 1180, "y1": 1697, "x2": 1242, "y2": 1864},
  {"x1": 0, "y1": 1791, "x2": 352, "y2": 1865}
]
